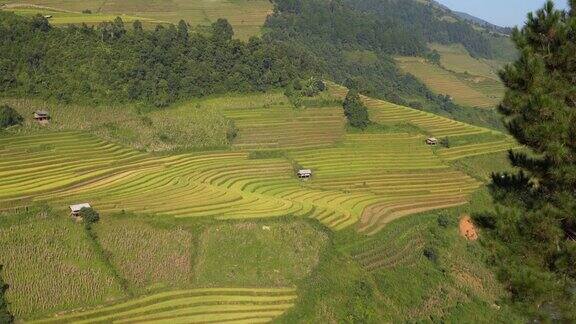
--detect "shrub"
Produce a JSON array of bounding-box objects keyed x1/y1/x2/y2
[
  {"x1": 343, "y1": 90, "x2": 370, "y2": 129},
  {"x1": 79, "y1": 207, "x2": 100, "y2": 227},
  {"x1": 0, "y1": 265, "x2": 13, "y2": 324},
  {"x1": 0, "y1": 105, "x2": 23, "y2": 129},
  {"x1": 423, "y1": 246, "x2": 438, "y2": 263},
  {"x1": 437, "y1": 214, "x2": 452, "y2": 228},
  {"x1": 440, "y1": 137, "x2": 450, "y2": 148}
]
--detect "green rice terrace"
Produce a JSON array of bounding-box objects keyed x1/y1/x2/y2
[{"x1": 0, "y1": 85, "x2": 521, "y2": 321}]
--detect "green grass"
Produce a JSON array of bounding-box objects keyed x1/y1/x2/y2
[
  {"x1": 0, "y1": 207, "x2": 125, "y2": 319},
  {"x1": 0, "y1": 97, "x2": 236, "y2": 152},
  {"x1": 2, "y1": 0, "x2": 272, "y2": 39},
  {"x1": 451, "y1": 150, "x2": 518, "y2": 182},
  {"x1": 194, "y1": 219, "x2": 328, "y2": 287},
  {"x1": 429, "y1": 43, "x2": 503, "y2": 80},
  {"x1": 94, "y1": 215, "x2": 194, "y2": 293},
  {"x1": 278, "y1": 205, "x2": 524, "y2": 323}
]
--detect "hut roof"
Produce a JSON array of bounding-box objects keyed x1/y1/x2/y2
[
  {"x1": 69, "y1": 203, "x2": 91, "y2": 212},
  {"x1": 297, "y1": 169, "x2": 312, "y2": 175},
  {"x1": 34, "y1": 110, "x2": 49, "y2": 116}
]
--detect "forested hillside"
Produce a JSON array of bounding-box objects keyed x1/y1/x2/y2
[
  {"x1": 264, "y1": 0, "x2": 514, "y2": 129},
  {"x1": 0, "y1": 0, "x2": 516, "y2": 130},
  {"x1": 0, "y1": 12, "x2": 316, "y2": 107}
]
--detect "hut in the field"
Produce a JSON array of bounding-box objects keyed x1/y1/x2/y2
[
  {"x1": 426, "y1": 137, "x2": 438, "y2": 146},
  {"x1": 297, "y1": 169, "x2": 312, "y2": 180},
  {"x1": 43, "y1": 15, "x2": 53, "y2": 19},
  {"x1": 33, "y1": 110, "x2": 50, "y2": 124},
  {"x1": 69, "y1": 203, "x2": 91, "y2": 218}
]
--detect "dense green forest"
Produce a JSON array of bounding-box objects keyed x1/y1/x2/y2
[
  {"x1": 0, "y1": 12, "x2": 317, "y2": 107},
  {"x1": 264, "y1": 0, "x2": 508, "y2": 130}
]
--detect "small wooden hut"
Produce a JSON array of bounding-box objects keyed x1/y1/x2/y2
[
  {"x1": 69, "y1": 203, "x2": 91, "y2": 218},
  {"x1": 33, "y1": 110, "x2": 50, "y2": 124},
  {"x1": 297, "y1": 169, "x2": 312, "y2": 180},
  {"x1": 426, "y1": 137, "x2": 438, "y2": 145}
]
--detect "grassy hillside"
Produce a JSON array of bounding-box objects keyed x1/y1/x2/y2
[
  {"x1": 277, "y1": 202, "x2": 523, "y2": 322},
  {"x1": 0, "y1": 87, "x2": 522, "y2": 321},
  {"x1": 1, "y1": 0, "x2": 272, "y2": 39}
]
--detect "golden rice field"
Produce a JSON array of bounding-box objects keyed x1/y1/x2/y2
[
  {"x1": 1, "y1": 7, "x2": 165, "y2": 25},
  {"x1": 32, "y1": 287, "x2": 297, "y2": 323},
  {"x1": 429, "y1": 43, "x2": 504, "y2": 80},
  {"x1": 0, "y1": 88, "x2": 518, "y2": 235},
  {"x1": 223, "y1": 105, "x2": 346, "y2": 150},
  {"x1": 1, "y1": 0, "x2": 272, "y2": 39},
  {"x1": 0, "y1": 131, "x2": 482, "y2": 234},
  {"x1": 396, "y1": 57, "x2": 501, "y2": 109}
]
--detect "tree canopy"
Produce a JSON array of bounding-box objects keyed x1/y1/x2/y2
[
  {"x1": 343, "y1": 90, "x2": 370, "y2": 129},
  {"x1": 478, "y1": 1, "x2": 576, "y2": 320},
  {"x1": 0, "y1": 12, "x2": 317, "y2": 107},
  {"x1": 79, "y1": 207, "x2": 100, "y2": 227}
]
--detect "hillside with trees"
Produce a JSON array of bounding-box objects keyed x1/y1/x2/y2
[
  {"x1": 0, "y1": 12, "x2": 317, "y2": 107},
  {"x1": 264, "y1": 0, "x2": 514, "y2": 130}
]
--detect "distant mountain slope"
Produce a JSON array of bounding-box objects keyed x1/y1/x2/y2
[
  {"x1": 265, "y1": 0, "x2": 512, "y2": 128},
  {"x1": 428, "y1": 0, "x2": 513, "y2": 35}
]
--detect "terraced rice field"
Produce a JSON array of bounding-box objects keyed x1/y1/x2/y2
[
  {"x1": 2, "y1": 0, "x2": 272, "y2": 39},
  {"x1": 0, "y1": 87, "x2": 517, "y2": 234},
  {"x1": 429, "y1": 43, "x2": 502, "y2": 80},
  {"x1": 328, "y1": 82, "x2": 517, "y2": 159},
  {"x1": 350, "y1": 216, "x2": 434, "y2": 271},
  {"x1": 223, "y1": 106, "x2": 345, "y2": 150},
  {"x1": 32, "y1": 287, "x2": 297, "y2": 323},
  {"x1": 395, "y1": 57, "x2": 501, "y2": 109},
  {"x1": 2, "y1": 7, "x2": 165, "y2": 25}
]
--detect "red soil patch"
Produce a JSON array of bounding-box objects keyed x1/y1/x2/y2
[{"x1": 459, "y1": 214, "x2": 478, "y2": 241}]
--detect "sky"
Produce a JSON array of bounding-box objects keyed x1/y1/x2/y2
[{"x1": 435, "y1": 0, "x2": 570, "y2": 27}]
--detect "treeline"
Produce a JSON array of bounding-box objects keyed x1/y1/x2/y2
[
  {"x1": 0, "y1": 12, "x2": 317, "y2": 107},
  {"x1": 265, "y1": 0, "x2": 505, "y2": 130}
]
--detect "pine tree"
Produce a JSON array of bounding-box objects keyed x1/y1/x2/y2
[
  {"x1": 343, "y1": 90, "x2": 370, "y2": 129},
  {"x1": 478, "y1": 1, "x2": 576, "y2": 320}
]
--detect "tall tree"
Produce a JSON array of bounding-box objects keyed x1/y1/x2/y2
[
  {"x1": 479, "y1": 1, "x2": 576, "y2": 320},
  {"x1": 343, "y1": 90, "x2": 370, "y2": 129}
]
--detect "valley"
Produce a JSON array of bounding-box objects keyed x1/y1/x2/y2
[{"x1": 3, "y1": 0, "x2": 569, "y2": 321}]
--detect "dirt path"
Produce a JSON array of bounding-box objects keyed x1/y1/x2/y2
[{"x1": 459, "y1": 214, "x2": 478, "y2": 241}]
